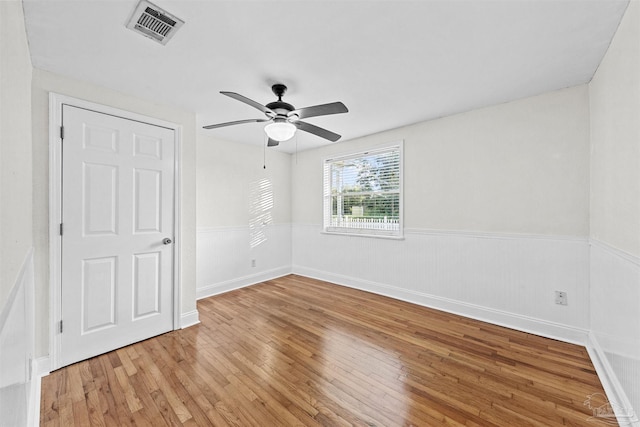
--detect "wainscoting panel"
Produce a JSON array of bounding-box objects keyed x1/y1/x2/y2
[
  {"x1": 292, "y1": 224, "x2": 590, "y2": 343},
  {"x1": 589, "y1": 240, "x2": 640, "y2": 424},
  {"x1": 196, "y1": 224, "x2": 292, "y2": 299},
  {"x1": 0, "y1": 248, "x2": 37, "y2": 426}
]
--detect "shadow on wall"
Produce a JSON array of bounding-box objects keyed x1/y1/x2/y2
[{"x1": 249, "y1": 178, "x2": 274, "y2": 249}]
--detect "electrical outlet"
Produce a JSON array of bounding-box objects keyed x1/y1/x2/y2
[
  {"x1": 555, "y1": 291, "x2": 568, "y2": 306},
  {"x1": 251, "y1": 259, "x2": 256, "y2": 268}
]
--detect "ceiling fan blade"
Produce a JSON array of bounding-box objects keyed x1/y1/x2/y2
[
  {"x1": 267, "y1": 138, "x2": 279, "y2": 147},
  {"x1": 203, "y1": 118, "x2": 270, "y2": 130},
  {"x1": 294, "y1": 121, "x2": 341, "y2": 142},
  {"x1": 221, "y1": 92, "x2": 274, "y2": 116},
  {"x1": 288, "y1": 102, "x2": 348, "y2": 120}
]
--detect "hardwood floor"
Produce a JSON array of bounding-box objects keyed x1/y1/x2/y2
[{"x1": 41, "y1": 275, "x2": 614, "y2": 426}]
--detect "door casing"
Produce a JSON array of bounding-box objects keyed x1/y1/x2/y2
[{"x1": 48, "y1": 93, "x2": 183, "y2": 370}]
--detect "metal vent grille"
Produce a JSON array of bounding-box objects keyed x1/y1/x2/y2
[{"x1": 126, "y1": 0, "x2": 184, "y2": 45}]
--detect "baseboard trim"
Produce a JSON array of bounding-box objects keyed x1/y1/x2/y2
[
  {"x1": 27, "y1": 372, "x2": 40, "y2": 427},
  {"x1": 34, "y1": 356, "x2": 50, "y2": 377},
  {"x1": 586, "y1": 333, "x2": 639, "y2": 426},
  {"x1": 196, "y1": 266, "x2": 292, "y2": 300},
  {"x1": 28, "y1": 356, "x2": 50, "y2": 427},
  {"x1": 179, "y1": 310, "x2": 200, "y2": 329},
  {"x1": 292, "y1": 266, "x2": 589, "y2": 346}
]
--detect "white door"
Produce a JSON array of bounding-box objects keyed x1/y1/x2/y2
[{"x1": 60, "y1": 105, "x2": 175, "y2": 367}]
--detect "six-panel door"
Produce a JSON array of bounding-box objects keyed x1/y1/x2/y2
[{"x1": 60, "y1": 105, "x2": 175, "y2": 367}]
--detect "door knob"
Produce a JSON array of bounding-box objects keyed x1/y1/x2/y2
[{"x1": 162, "y1": 238, "x2": 173, "y2": 245}]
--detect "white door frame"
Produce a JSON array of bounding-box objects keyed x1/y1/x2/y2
[{"x1": 48, "y1": 93, "x2": 183, "y2": 370}]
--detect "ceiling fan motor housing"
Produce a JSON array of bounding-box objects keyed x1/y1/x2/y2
[
  {"x1": 266, "y1": 84, "x2": 294, "y2": 117},
  {"x1": 266, "y1": 84, "x2": 296, "y2": 119},
  {"x1": 266, "y1": 100, "x2": 295, "y2": 115}
]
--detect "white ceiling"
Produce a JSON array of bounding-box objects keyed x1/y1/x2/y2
[{"x1": 23, "y1": 0, "x2": 628, "y2": 153}]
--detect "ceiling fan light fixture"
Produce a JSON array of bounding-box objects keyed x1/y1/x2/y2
[{"x1": 265, "y1": 121, "x2": 296, "y2": 141}]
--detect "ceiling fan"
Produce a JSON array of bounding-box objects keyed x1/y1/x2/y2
[{"x1": 203, "y1": 84, "x2": 348, "y2": 147}]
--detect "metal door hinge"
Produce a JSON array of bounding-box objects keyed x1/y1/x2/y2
[
  {"x1": 60, "y1": 223, "x2": 64, "y2": 236},
  {"x1": 60, "y1": 126, "x2": 65, "y2": 140},
  {"x1": 59, "y1": 320, "x2": 63, "y2": 333}
]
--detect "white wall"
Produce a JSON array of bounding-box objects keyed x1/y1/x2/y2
[
  {"x1": 0, "y1": 1, "x2": 37, "y2": 424},
  {"x1": 291, "y1": 85, "x2": 592, "y2": 342},
  {"x1": 196, "y1": 135, "x2": 292, "y2": 297},
  {"x1": 197, "y1": 135, "x2": 291, "y2": 227},
  {"x1": 590, "y1": 2, "x2": 640, "y2": 257},
  {"x1": 1, "y1": 0, "x2": 33, "y2": 308},
  {"x1": 31, "y1": 69, "x2": 198, "y2": 358},
  {"x1": 589, "y1": 0, "x2": 640, "y2": 419},
  {"x1": 293, "y1": 85, "x2": 590, "y2": 236}
]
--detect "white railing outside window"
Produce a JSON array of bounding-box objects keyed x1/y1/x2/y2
[{"x1": 329, "y1": 216, "x2": 400, "y2": 231}]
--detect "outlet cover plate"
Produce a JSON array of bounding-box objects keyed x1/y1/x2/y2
[{"x1": 555, "y1": 291, "x2": 568, "y2": 305}]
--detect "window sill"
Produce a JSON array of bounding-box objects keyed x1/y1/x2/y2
[{"x1": 321, "y1": 229, "x2": 405, "y2": 240}]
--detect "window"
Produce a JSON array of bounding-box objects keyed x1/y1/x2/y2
[{"x1": 323, "y1": 142, "x2": 403, "y2": 237}]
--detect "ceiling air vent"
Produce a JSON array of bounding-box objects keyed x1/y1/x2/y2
[{"x1": 126, "y1": 0, "x2": 184, "y2": 45}]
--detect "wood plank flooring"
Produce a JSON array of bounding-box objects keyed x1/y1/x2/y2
[{"x1": 41, "y1": 275, "x2": 615, "y2": 426}]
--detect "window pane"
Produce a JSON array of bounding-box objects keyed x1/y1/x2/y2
[{"x1": 324, "y1": 144, "x2": 402, "y2": 235}]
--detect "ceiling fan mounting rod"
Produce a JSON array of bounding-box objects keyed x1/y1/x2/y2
[{"x1": 272, "y1": 83, "x2": 287, "y2": 101}]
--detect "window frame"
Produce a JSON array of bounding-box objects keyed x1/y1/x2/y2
[{"x1": 322, "y1": 141, "x2": 404, "y2": 239}]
